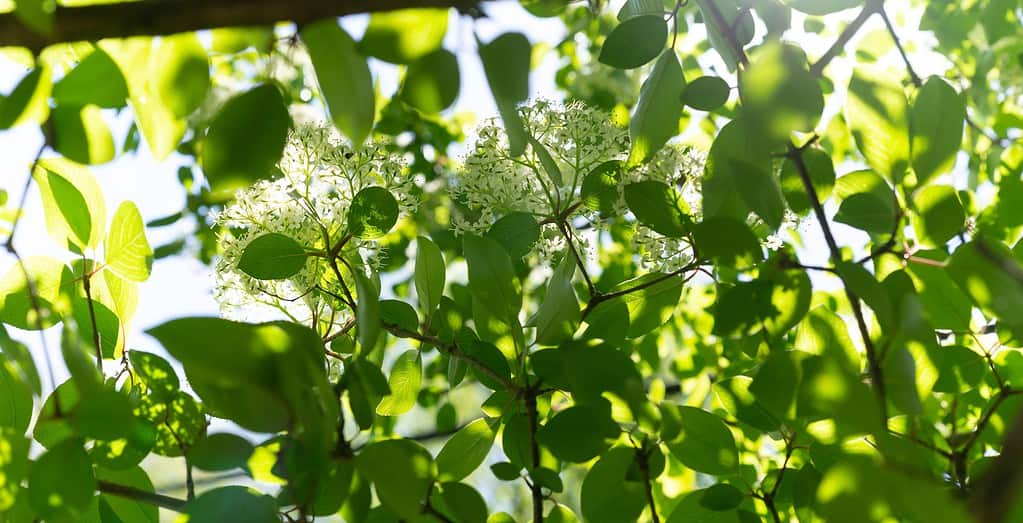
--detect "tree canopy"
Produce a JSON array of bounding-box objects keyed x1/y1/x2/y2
[{"x1": 2, "y1": 0, "x2": 1023, "y2": 522}]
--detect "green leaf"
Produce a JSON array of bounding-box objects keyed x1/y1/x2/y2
[
  {"x1": 624, "y1": 180, "x2": 689, "y2": 237},
  {"x1": 749, "y1": 350, "x2": 800, "y2": 419},
  {"x1": 845, "y1": 67, "x2": 910, "y2": 182},
  {"x1": 401, "y1": 49, "x2": 460, "y2": 113},
  {"x1": 948, "y1": 240, "x2": 1023, "y2": 339},
  {"x1": 76, "y1": 388, "x2": 136, "y2": 441},
  {"x1": 105, "y1": 201, "x2": 153, "y2": 282},
  {"x1": 616, "y1": 272, "x2": 683, "y2": 338},
  {"x1": 702, "y1": 119, "x2": 783, "y2": 228},
  {"x1": 538, "y1": 402, "x2": 619, "y2": 462},
  {"x1": 833, "y1": 169, "x2": 898, "y2": 234},
  {"x1": 780, "y1": 147, "x2": 836, "y2": 214},
  {"x1": 0, "y1": 67, "x2": 51, "y2": 129},
  {"x1": 666, "y1": 487, "x2": 750, "y2": 522},
  {"x1": 184, "y1": 485, "x2": 278, "y2": 523},
  {"x1": 187, "y1": 433, "x2": 254, "y2": 472},
  {"x1": 666, "y1": 406, "x2": 739, "y2": 474},
  {"x1": 0, "y1": 324, "x2": 42, "y2": 395},
  {"x1": 436, "y1": 418, "x2": 497, "y2": 481},
  {"x1": 52, "y1": 48, "x2": 128, "y2": 109},
  {"x1": 740, "y1": 42, "x2": 823, "y2": 140},
  {"x1": 153, "y1": 33, "x2": 210, "y2": 118},
  {"x1": 912, "y1": 184, "x2": 965, "y2": 247},
  {"x1": 491, "y1": 461, "x2": 521, "y2": 480},
  {"x1": 302, "y1": 20, "x2": 376, "y2": 144},
  {"x1": 237, "y1": 233, "x2": 307, "y2": 280},
  {"x1": 354, "y1": 439, "x2": 434, "y2": 520},
  {"x1": 906, "y1": 250, "x2": 971, "y2": 331},
  {"x1": 695, "y1": 0, "x2": 754, "y2": 71},
  {"x1": 0, "y1": 361, "x2": 32, "y2": 434},
  {"x1": 28, "y1": 439, "x2": 96, "y2": 520},
  {"x1": 376, "y1": 350, "x2": 422, "y2": 416},
  {"x1": 95, "y1": 466, "x2": 159, "y2": 523},
  {"x1": 910, "y1": 77, "x2": 964, "y2": 184},
  {"x1": 33, "y1": 158, "x2": 106, "y2": 252},
  {"x1": 13, "y1": 0, "x2": 54, "y2": 35},
  {"x1": 683, "y1": 75, "x2": 731, "y2": 112},
  {"x1": 52, "y1": 104, "x2": 116, "y2": 165},
  {"x1": 0, "y1": 255, "x2": 71, "y2": 330},
  {"x1": 629, "y1": 49, "x2": 685, "y2": 164},
  {"x1": 0, "y1": 428, "x2": 29, "y2": 512},
  {"x1": 479, "y1": 32, "x2": 531, "y2": 157},
  {"x1": 618, "y1": 0, "x2": 664, "y2": 20},
  {"x1": 415, "y1": 236, "x2": 445, "y2": 317},
  {"x1": 347, "y1": 186, "x2": 399, "y2": 239},
  {"x1": 486, "y1": 212, "x2": 540, "y2": 259},
  {"x1": 127, "y1": 350, "x2": 179, "y2": 401},
  {"x1": 692, "y1": 217, "x2": 763, "y2": 266},
  {"x1": 598, "y1": 15, "x2": 668, "y2": 69},
  {"x1": 529, "y1": 135, "x2": 565, "y2": 186},
  {"x1": 527, "y1": 255, "x2": 580, "y2": 346},
  {"x1": 360, "y1": 8, "x2": 449, "y2": 64},
  {"x1": 581, "y1": 447, "x2": 648, "y2": 523},
  {"x1": 354, "y1": 270, "x2": 381, "y2": 352},
  {"x1": 201, "y1": 84, "x2": 291, "y2": 199},
  {"x1": 580, "y1": 160, "x2": 623, "y2": 215},
  {"x1": 464, "y1": 234, "x2": 522, "y2": 324}
]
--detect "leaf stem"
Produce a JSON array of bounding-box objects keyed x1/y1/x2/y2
[{"x1": 97, "y1": 480, "x2": 188, "y2": 512}]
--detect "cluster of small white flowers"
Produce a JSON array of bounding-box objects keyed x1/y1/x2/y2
[
  {"x1": 451, "y1": 100, "x2": 628, "y2": 237},
  {"x1": 213, "y1": 122, "x2": 417, "y2": 327},
  {"x1": 762, "y1": 209, "x2": 802, "y2": 251},
  {"x1": 454, "y1": 100, "x2": 706, "y2": 271}
]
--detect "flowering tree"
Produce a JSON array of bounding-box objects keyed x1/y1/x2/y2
[{"x1": 2, "y1": 0, "x2": 1023, "y2": 522}]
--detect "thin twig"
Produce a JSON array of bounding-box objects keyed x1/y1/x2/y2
[
  {"x1": 98, "y1": 480, "x2": 188, "y2": 512},
  {"x1": 809, "y1": 0, "x2": 879, "y2": 76},
  {"x1": 878, "y1": 3, "x2": 922, "y2": 87}
]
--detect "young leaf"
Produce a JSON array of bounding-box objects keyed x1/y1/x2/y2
[
  {"x1": 479, "y1": 32, "x2": 531, "y2": 157},
  {"x1": 376, "y1": 350, "x2": 422, "y2": 416},
  {"x1": 34, "y1": 158, "x2": 106, "y2": 251},
  {"x1": 347, "y1": 186, "x2": 399, "y2": 239},
  {"x1": 354, "y1": 439, "x2": 434, "y2": 520},
  {"x1": 682, "y1": 75, "x2": 731, "y2": 112},
  {"x1": 201, "y1": 84, "x2": 291, "y2": 199},
  {"x1": 237, "y1": 233, "x2": 307, "y2": 280},
  {"x1": 28, "y1": 439, "x2": 97, "y2": 520},
  {"x1": 665, "y1": 406, "x2": 739, "y2": 474},
  {"x1": 463, "y1": 234, "x2": 522, "y2": 325},
  {"x1": 415, "y1": 236, "x2": 445, "y2": 317},
  {"x1": 184, "y1": 485, "x2": 278, "y2": 523},
  {"x1": 153, "y1": 33, "x2": 210, "y2": 118},
  {"x1": 105, "y1": 200, "x2": 153, "y2": 282},
  {"x1": 52, "y1": 48, "x2": 129, "y2": 109},
  {"x1": 436, "y1": 418, "x2": 496, "y2": 481},
  {"x1": 845, "y1": 67, "x2": 910, "y2": 182},
  {"x1": 629, "y1": 49, "x2": 685, "y2": 165},
  {"x1": 359, "y1": 8, "x2": 449, "y2": 64},
  {"x1": 486, "y1": 212, "x2": 540, "y2": 259},
  {"x1": 0, "y1": 67, "x2": 51, "y2": 129},
  {"x1": 910, "y1": 76, "x2": 964, "y2": 185},
  {"x1": 624, "y1": 180, "x2": 689, "y2": 237},
  {"x1": 401, "y1": 49, "x2": 460, "y2": 113},
  {"x1": 580, "y1": 160, "x2": 623, "y2": 215},
  {"x1": 581, "y1": 447, "x2": 648, "y2": 522},
  {"x1": 912, "y1": 184, "x2": 965, "y2": 247},
  {"x1": 51, "y1": 104, "x2": 116, "y2": 165},
  {"x1": 598, "y1": 15, "x2": 668, "y2": 69},
  {"x1": 529, "y1": 136, "x2": 564, "y2": 186},
  {"x1": 527, "y1": 255, "x2": 579, "y2": 346},
  {"x1": 301, "y1": 20, "x2": 375, "y2": 145},
  {"x1": 354, "y1": 270, "x2": 381, "y2": 351}
]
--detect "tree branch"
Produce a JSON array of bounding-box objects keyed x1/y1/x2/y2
[
  {"x1": 524, "y1": 389, "x2": 544, "y2": 523},
  {"x1": 809, "y1": 0, "x2": 879, "y2": 77},
  {"x1": 0, "y1": 0, "x2": 493, "y2": 52},
  {"x1": 877, "y1": 2, "x2": 922, "y2": 88},
  {"x1": 98, "y1": 480, "x2": 188, "y2": 512}
]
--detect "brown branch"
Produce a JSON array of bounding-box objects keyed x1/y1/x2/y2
[
  {"x1": 877, "y1": 3, "x2": 922, "y2": 88},
  {"x1": 98, "y1": 480, "x2": 188, "y2": 512},
  {"x1": 788, "y1": 145, "x2": 889, "y2": 428},
  {"x1": 636, "y1": 445, "x2": 660, "y2": 523},
  {"x1": 0, "y1": 0, "x2": 493, "y2": 52},
  {"x1": 809, "y1": 0, "x2": 879, "y2": 77},
  {"x1": 525, "y1": 389, "x2": 544, "y2": 523}
]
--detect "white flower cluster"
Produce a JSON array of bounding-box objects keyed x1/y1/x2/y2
[
  {"x1": 452, "y1": 99, "x2": 706, "y2": 271},
  {"x1": 213, "y1": 123, "x2": 417, "y2": 328}
]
